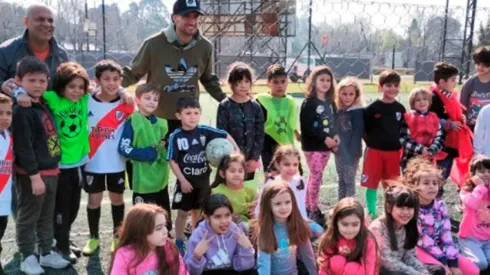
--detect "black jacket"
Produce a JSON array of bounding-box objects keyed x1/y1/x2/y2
[
  {"x1": 216, "y1": 97, "x2": 264, "y2": 160},
  {"x1": 0, "y1": 30, "x2": 69, "y2": 90},
  {"x1": 12, "y1": 102, "x2": 60, "y2": 175},
  {"x1": 300, "y1": 97, "x2": 337, "y2": 152}
]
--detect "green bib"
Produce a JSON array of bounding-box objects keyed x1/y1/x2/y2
[
  {"x1": 130, "y1": 112, "x2": 169, "y2": 193},
  {"x1": 257, "y1": 94, "x2": 297, "y2": 145}
]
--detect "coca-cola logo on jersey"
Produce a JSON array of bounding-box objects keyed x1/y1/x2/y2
[
  {"x1": 183, "y1": 151, "x2": 206, "y2": 164},
  {"x1": 182, "y1": 151, "x2": 208, "y2": 176}
]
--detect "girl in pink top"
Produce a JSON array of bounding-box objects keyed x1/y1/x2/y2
[
  {"x1": 110, "y1": 204, "x2": 189, "y2": 275},
  {"x1": 317, "y1": 197, "x2": 378, "y2": 275},
  {"x1": 459, "y1": 156, "x2": 490, "y2": 270}
]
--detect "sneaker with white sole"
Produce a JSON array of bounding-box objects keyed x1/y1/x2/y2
[
  {"x1": 20, "y1": 254, "x2": 44, "y2": 275},
  {"x1": 40, "y1": 251, "x2": 70, "y2": 269}
]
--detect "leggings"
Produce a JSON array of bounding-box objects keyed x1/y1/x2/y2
[{"x1": 304, "y1": 151, "x2": 331, "y2": 212}]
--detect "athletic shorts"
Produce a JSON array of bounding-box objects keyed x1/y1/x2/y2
[
  {"x1": 83, "y1": 171, "x2": 126, "y2": 194},
  {"x1": 360, "y1": 148, "x2": 401, "y2": 189},
  {"x1": 172, "y1": 179, "x2": 209, "y2": 211}
]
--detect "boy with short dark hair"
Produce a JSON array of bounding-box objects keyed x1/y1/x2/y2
[
  {"x1": 118, "y1": 83, "x2": 171, "y2": 230},
  {"x1": 257, "y1": 64, "x2": 299, "y2": 171},
  {"x1": 168, "y1": 97, "x2": 238, "y2": 254},
  {"x1": 12, "y1": 56, "x2": 70, "y2": 274},
  {"x1": 460, "y1": 46, "x2": 490, "y2": 130},
  {"x1": 430, "y1": 62, "x2": 473, "y2": 186},
  {"x1": 361, "y1": 70, "x2": 407, "y2": 218},
  {"x1": 82, "y1": 59, "x2": 135, "y2": 256}
]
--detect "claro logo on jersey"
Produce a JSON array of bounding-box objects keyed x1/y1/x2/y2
[{"x1": 182, "y1": 151, "x2": 208, "y2": 176}]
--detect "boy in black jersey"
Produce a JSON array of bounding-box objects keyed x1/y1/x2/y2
[
  {"x1": 167, "y1": 97, "x2": 239, "y2": 254},
  {"x1": 361, "y1": 70, "x2": 408, "y2": 218}
]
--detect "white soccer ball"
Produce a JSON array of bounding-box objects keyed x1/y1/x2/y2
[{"x1": 205, "y1": 138, "x2": 234, "y2": 167}]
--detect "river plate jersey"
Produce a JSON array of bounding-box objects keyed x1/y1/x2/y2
[
  {"x1": 0, "y1": 130, "x2": 13, "y2": 216},
  {"x1": 85, "y1": 95, "x2": 134, "y2": 173}
]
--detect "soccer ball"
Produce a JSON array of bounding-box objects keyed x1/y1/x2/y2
[
  {"x1": 60, "y1": 114, "x2": 82, "y2": 138},
  {"x1": 205, "y1": 138, "x2": 234, "y2": 167}
]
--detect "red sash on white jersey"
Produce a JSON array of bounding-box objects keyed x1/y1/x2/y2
[
  {"x1": 89, "y1": 103, "x2": 134, "y2": 159},
  {"x1": 0, "y1": 130, "x2": 13, "y2": 216},
  {"x1": 86, "y1": 98, "x2": 134, "y2": 173}
]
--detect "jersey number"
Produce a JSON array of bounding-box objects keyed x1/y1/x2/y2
[{"x1": 177, "y1": 138, "x2": 189, "y2": 150}]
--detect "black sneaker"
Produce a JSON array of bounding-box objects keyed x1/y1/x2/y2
[
  {"x1": 59, "y1": 250, "x2": 77, "y2": 264},
  {"x1": 69, "y1": 241, "x2": 81, "y2": 258},
  {"x1": 184, "y1": 222, "x2": 193, "y2": 239},
  {"x1": 310, "y1": 208, "x2": 326, "y2": 228}
]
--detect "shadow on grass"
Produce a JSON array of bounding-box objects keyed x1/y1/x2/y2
[{"x1": 86, "y1": 248, "x2": 105, "y2": 275}]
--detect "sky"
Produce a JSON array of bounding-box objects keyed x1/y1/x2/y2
[{"x1": 6, "y1": 0, "x2": 490, "y2": 12}]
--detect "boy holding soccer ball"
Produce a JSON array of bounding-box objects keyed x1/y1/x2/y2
[
  {"x1": 167, "y1": 97, "x2": 238, "y2": 254},
  {"x1": 118, "y1": 83, "x2": 172, "y2": 231}
]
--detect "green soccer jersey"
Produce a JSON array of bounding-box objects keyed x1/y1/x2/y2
[
  {"x1": 43, "y1": 91, "x2": 89, "y2": 166},
  {"x1": 212, "y1": 183, "x2": 257, "y2": 221}
]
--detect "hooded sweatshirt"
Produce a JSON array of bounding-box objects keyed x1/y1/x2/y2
[
  {"x1": 336, "y1": 104, "x2": 364, "y2": 164},
  {"x1": 12, "y1": 101, "x2": 61, "y2": 176},
  {"x1": 184, "y1": 220, "x2": 255, "y2": 275},
  {"x1": 459, "y1": 184, "x2": 490, "y2": 241},
  {"x1": 121, "y1": 25, "x2": 225, "y2": 120}
]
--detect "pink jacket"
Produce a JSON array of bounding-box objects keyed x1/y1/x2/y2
[
  {"x1": 111, "y1": 242, "x2": 189, "y2": 275},
  {"x1": 459, "y1": 184, "x2": 490, "y2": 241},
  {"x1": 318, "y1": 236, "x2": 378, "y2": 275}
]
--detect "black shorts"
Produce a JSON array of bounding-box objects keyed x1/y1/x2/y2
[
  {"x1": 83, "y1": 171, "x2": 126, "y2": 194},
  {"x1": 133, "y1": 186, "x2": 170, "y2": 212},
  {"x1": 172, "y1": 179, "x2": 209, "y2": 211},
  {"x1": 133, "y1": 186, "x2": 172, "y2": 231}
]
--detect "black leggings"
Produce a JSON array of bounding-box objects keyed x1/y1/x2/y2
[
  {"x1": 54, "y1": 166, "x2": 84, "y2": 253},
  {"x1": 0, "y1": 215, "x2": 7, "y2": 254},
  {"x1": 380, "y1": 264, "x2": 445, "y2": 275},
  {"x1": 202, "y1": 269, "x2": 257, "y2": 275}
]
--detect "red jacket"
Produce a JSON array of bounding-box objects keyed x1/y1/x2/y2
[
  {"x1": 430, "y1": 84, "x2": 473, "y2": 186},
  {"x1": 404, "y1": 111, "x2": 440, "y2": 146}
]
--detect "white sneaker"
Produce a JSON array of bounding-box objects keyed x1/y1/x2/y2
[
  {"x1": 20, "y1": 255, "x2": 44, "y2": 275},
  {"x1": 40, "y1": 251, "x2": 70, "y2": 269}
]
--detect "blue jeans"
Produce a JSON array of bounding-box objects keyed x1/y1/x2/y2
[
  {"x1": 436, "y1": 155, "x2": 454, "y2": 198},
  {"x1": 459, "y1": 238, "x2": 490, "y2": 270},
  {"x1": 309, "y1": 220, "x2": 324, "y2": 241},
  {"x1": 437, "y1": 155, "x2": 454, "y2": 180}
]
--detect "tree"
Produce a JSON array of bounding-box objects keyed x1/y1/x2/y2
[
  {"x1": 419, "y1": 15, "x2": 462, "y2": 60},
  {"x1": 0, "y1": 2, "x2": 25, "y2": 43},
  {"x1": 478, "y1": 18, "x2": 490, "y2": 46},
  {"x1": 404, "y1": 19, "x2": 421, "y2": 67},
  {"x1": 55, "y1": 0, "x2": 85, "y2": 51}
]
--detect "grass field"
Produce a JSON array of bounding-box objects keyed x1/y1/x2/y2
[
  {"x1": 1, "y1": 88, "x2": 469, "y2": 274},
  {"x1": 125, "y1": 76, "x2": 440, "y2": 95}
]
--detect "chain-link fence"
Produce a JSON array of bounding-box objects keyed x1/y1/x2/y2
[
  {"x1": 1, "y1": 0, "x2": 489, "y2": 273},
  {"x1": 2, "y1": 0, "x2": 490, "y2": 82}
]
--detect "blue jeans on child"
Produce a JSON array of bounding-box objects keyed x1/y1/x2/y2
[
  {"x1": 459, "y1": 237, "x2": 490, "y2": 270},
  {"x1": 309, "y1": 220, "x2": 323, "y2": 240},
  {"x1": 437, "y1": 156, "x2": 454, "y2": 180}
]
